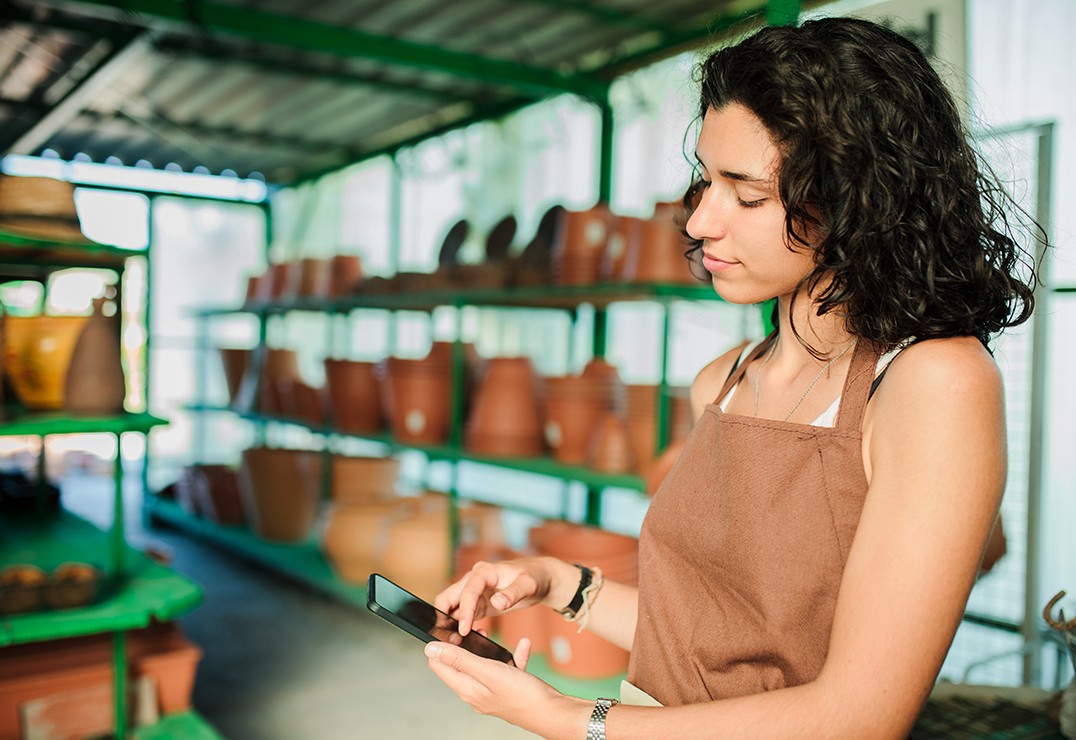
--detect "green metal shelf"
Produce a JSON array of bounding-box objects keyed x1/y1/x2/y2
[
  {"x1": 133, "y1": 710, "x2": 224, "y2": 739},
  {"x1": 0, "y1": 509, "x2": 203, "y2": 647},
  {"x1": 0, "y1": 227, "x2": 146, "y2": 279},
  {"x1": 148, "y1": 498, "x2": 624, "y2": 699},
  {"x1": 196, "y1": 281, "x2": 722, "y2": 316},
  {"x1": 188, "y1": 405, "x2": 647, "y2": 493},
  {"x1": 0, "y1": 411, "x2": 167, "y2": 437}
]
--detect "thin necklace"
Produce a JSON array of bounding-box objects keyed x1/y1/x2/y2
[{"x1": 754, "y1": 336, "x2": 857, "y2": 421}]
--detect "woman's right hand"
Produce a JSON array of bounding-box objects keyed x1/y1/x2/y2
[{"x1": 434, "y1": 556, "x2": 577, "y2": 637}]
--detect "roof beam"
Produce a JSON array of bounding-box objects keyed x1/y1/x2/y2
[
  {"x1": 151, "y1": 36, "x2": 471, "y2": 104},
  {"x1": 5, "y1": 31, "x2": 153, "y2": 155},
  {"x1": 54, "y1": 0, "x2": 610, "y2": 99},
  {"x1": 517, "y1": 0, "x2": 678, "y2": 34}
]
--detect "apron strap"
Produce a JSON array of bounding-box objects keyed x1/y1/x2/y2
[
  {"x1": 713, "y1": 333, "x2": 776, "y2": 406},
  {"x1": 834, "y1": 339, "x2": 884, "y2": 430}
]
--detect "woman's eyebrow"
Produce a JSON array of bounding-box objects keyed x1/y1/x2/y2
[{"x1": 717, "y1": 169, "x2": 768, "y2": 184}]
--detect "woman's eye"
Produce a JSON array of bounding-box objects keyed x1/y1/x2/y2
[{"x1": 737, "y1": 196, "x2": 766, "y2": 208}]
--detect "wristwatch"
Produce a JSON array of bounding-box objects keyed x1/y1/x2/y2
[
  {"x1": 558, "y1": 563, "x2": 593, "y2": 619},
  {"x1": 586, "y1": 697, "x2": 618, "y2": 740}
]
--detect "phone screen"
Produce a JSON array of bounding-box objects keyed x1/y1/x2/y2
[{"x1": 366, "y1": 573, "x2": 515, "y2": 665}]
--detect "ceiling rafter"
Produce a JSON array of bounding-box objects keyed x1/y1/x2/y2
[
  {"x1": 46, "y1": 0, "x2": 611, "y2": 100},
  {"x1": 150, "y1": 36, "x2": 479, "y2": 104},
  {"x1": 4, "y1": 29, "x2": 151, "y2": 155}
]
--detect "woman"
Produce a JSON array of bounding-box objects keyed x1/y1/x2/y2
[{"x1": 425, "y1": 17, "x2": 1040, "y2": 739}]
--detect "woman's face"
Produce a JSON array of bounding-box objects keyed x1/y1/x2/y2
[{"x1": 686, "y1": 103, "x2": 816, "y2": 305}]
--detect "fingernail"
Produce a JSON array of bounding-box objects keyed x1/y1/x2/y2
[
  {"x1": 424, "y1": 642, "x2": 442, "y2": 659},
  {"x1": 492, "y1": 593, "x2": 508, "y2": 609}
]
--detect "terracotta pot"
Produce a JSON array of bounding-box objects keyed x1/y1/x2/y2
[
  {"x1": 643, "y1": 438, "x2": 688, "y2": 496},
  {"x1": 324, "y1": 359, "x2": 382, "y2": 434},
  {"x1": 129, "y1": 622, "x2": 202, "y2": 715},
  {"x1": 587, "y1": 412, "x2": 636, "y2": 473},
  {"x1": 531, "y1": 522, "x2": 639, "y2": 583},
  {"x1": 192, "y1": 465, "x2": 245, "y2": 526},
  {"x1": 321, "y1": 501, "x2": 401, "y2": 584},
  {"x1": 330, "y1": 455, "x2": 400, "y2": 506},
  {"x1": 297, "y1": 258, "x2": 331, "y2": 297},
  {"x1": 543, "y1": 392, "x2": 605, "y2": 465},
  {"x1": 384, "y1": 359, "x2": 452, "y2": 444},
  {"x1": 380, "y1": 510, "x2": 452, "y2": 602},
  {"x1": 239, "y1": 447, "x2": 321, "y2": 542},
  {"x1": 329, "y1": 255, "x2": 364, "y2": 297},
  {"x1": 625, "y1": 215, "x2": 695, "y2": 284},
  {"x1": 466, "y1": 357, "x2": 544, "y2": 456},
  {"x1": 601, "y1": 215, "x2": 643, "y2": 282},
  {"x1": 219, "y1": 348, "x2": 250, "y2": 406},
  {"x1": 257, "y1": 348, "x2": 300, "y2": 416},
  {"x1": 64, "y1": 297, "x2": 126, "y2": 416},
  {"x1": 625, "y1": 385, "x2": 693, "y2": 467},
  {"x1": 3, "y1": 315, "x2": 88, "y2": 410},
  {"x1": 546, "y1": 608, "x2": 629, "y2": 678},
  {"x1": 498, "y1": 602, "x2": 551, "y2": 656},
  {"x1": 553, "y1": 205, "x2": 612, "y2": 286}
]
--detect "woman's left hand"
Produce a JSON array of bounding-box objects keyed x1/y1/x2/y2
[{"x1": 424, "y1": 638, "x2": 590, "y2": 738}]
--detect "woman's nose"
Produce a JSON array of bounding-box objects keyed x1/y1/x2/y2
[{"x1": 685, "y1": 190, "x2": 724, "y2": 242}]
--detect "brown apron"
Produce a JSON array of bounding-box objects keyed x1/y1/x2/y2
[{"x1": 626, "y1": 334, "x2": 882, "y2": 706}]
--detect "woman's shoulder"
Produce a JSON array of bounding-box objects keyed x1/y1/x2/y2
[
  {"x1": 690, "y1": 339, "x2": 754, "y2": 418},
  {"x1": 869, "y1": 335, "x2": 1003, "y2": 427}
]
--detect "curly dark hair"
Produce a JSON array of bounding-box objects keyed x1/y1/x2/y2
[{"x1": 682, "y1": 16, "x2": 1041, "y2": 351}]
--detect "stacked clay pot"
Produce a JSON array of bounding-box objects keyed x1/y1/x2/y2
[
  {"x1": 384, "y1": 351, "x2": 451, "y2": 445},
  {"x1": 255, "y1": 347, "x2": 301, "y2": 417},
  {"x1": 176, "y1": 464, "x2": 245, "y2": 526},
  {"x1": 552, "y1": 205, "x2": 612, "y2": 285},
  {"x1": 600, "y1": 215, "x2": 643, "y2": 282},
  {"x1": 218, "y1": 348, "x2": 250, "y2": 406},
  {"x1": 586, "y1": 411, "x2": 636, "y2": 474},
  {"x1": 624, "y1": 384, "x2": 694, "y2": 471},
  {"x1": 542, "y1": 358, "x2": 624, "y2": 466},
  {"x1": 320, "y1": 455, "x2": 401, "y2": 583},
  {"x1": 466, "y1": 356, "x2": 544, "y2": 457},
  {"x1": 621, "y1": 205, "x2": 696, "y2": 285},
  {"x1": 323, "y1": 359, "x2": 383, "y2": 434},
  {"x1": 530, "y1": 522, "x2": 639, "y2": 678},
  {"x1": 238, "y1": 447, "x2": 322, "y2": 542}
]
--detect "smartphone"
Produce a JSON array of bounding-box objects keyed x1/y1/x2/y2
[{"x1": 366, "y1": 573, "x2": 515, "y2": 665}]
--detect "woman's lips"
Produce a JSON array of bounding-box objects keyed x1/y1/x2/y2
[{"x1": 702, "y1": 254, "x2": 738, "y2": 273}]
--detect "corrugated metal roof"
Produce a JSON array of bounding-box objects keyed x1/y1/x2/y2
[{"x1": 0, "y1": 0, "x2": 782, "y2": 184}]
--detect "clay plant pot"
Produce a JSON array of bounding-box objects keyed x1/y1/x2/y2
[
  {"x1": 380, "y1": 508, "x2": 452, "y2": 602},
  {"x1": 553, "y1": 205, "x2": 612, "y2": 286},
  {"x1": 643, "y1": 438, "x2": 688, "y2": 496},
  {"x1": 624, "y1": 215, "x2": 695, "y2": 285},
  {"x1": 324, "y1": 359, "x2": 383, "y2": 434},
  {"x1": 128, "y1": 622, "x2": 203, "y2": 715},
  {"x1": 219, "y1": 348, "x2": 250, "y2": 406},
  {"x1": 192, "y1": 465, "x2": 245, "y2": 526},
  {"x1": 543, "y1": 378, "x2": 607, "y2": 466},
  {"x1": 465, "y1": 357, "x2": 544, "y2": 457},
  {"x1": 257, "y1": 348, "x2": 301, "y2": 417},
  {"x1": 601, "y1": 215, "x2": 643, "y2": 282},
  {"x1": 330, "y1": 455, "x2": 400, "y2": 506},
  {"x1": 625, "y1": 384, "x2": 693, "y2": 468},
  {"x1": 297, "y1": 258, "x2": 331, "y2": 297},
  {"x1": 545, "y1": 608, "x2": 629, "y2": 679},
  {"x1": 239, "y1": 447, "x2": 321, "y2": 542},
  {"x1": 531, "y1": 522, "x2": 639, "y2": 584},
  {"x1": 64, "y1": 297, "x2": 126, "y2": 416},
  {"x1": 329, "y1": 254, "x2": 364, "y2": 297},
  {"x1": 3, "y1": 315, "x2": 88, "y2": 410},
  {"x1": 321, "y1": 501, "x2": 402, "y2": 584},
  {"x1": 384, "y1": 358, "x2": 452, "y2": 445},
  {"x1": 587, "y1": 412, "x2": 636, "y2": 474}
]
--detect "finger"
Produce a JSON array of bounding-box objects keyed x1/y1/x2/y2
[
  {"x1": 514, "y1": 637, "x2": 532, "y2": 672},
  {"x1": 490, "y1": 572, "x2": 537, "y2": 612},
  {"x1": 455, "y1": 566, "x2": 497, "y2": 635},
  {"x1": 434, "y1": 573, "x2": 469, "y2": 614}
]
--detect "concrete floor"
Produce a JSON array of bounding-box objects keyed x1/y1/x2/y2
[{"x1": 62, "y1": 474, "x2": 533, "y2": 740}]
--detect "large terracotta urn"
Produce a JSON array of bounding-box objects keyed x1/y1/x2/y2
[{"x1": 239, "y1": 447, "x2": 321, "y2": 542}]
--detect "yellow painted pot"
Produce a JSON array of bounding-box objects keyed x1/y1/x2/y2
[{"x1": 3, "y1": 315, "x2": 88, "y2": 410}]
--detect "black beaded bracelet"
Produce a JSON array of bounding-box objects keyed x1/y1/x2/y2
[{"x1": 558, "y1": 563, "x2": 593, "y2": 619}]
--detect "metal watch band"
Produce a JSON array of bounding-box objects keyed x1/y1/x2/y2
[
  {"x1": 558, "y1": 563, "x2": 593, "y2": 619},
  {"x1": 586, "y1": 697, "x2": 618, "y2": 740}
]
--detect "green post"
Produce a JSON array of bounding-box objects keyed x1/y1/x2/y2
[
  {"x1": 112, "y1": 631, "x2": 128, "y2": 738},
  {"x1": 390, "y1": 153, "x2": 403, "y2": 276},
  {"x1": 591, "y1": 308, "x2": 607, "y2": 361},
  {"x1": 597, "y1": 96, "x2": 614, "y2": 205},
  {"x1": 141, "y1": 202, "x2": 154, "y2": 527},
  {"x1": 656, "y1": 302, "x2": 672, "y2": 452},
  {"x1": 113, "y1": 431, "x2": 125, "y2": 575},
  {"x1": 766, "y1": 0, "x2": 801, "y2": 26}
]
